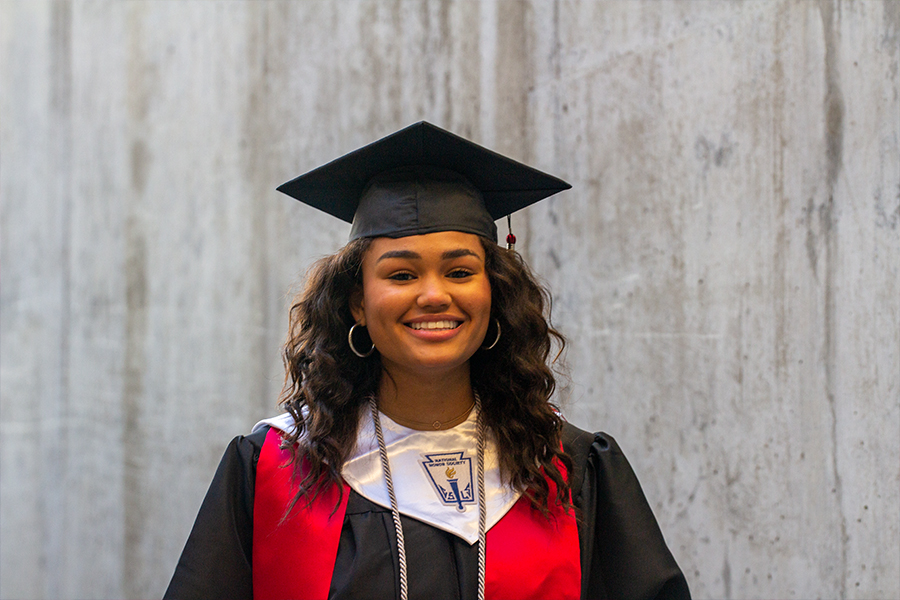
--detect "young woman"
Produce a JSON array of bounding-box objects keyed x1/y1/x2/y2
[{"x1": 165, "y1": 122, "x2": 689, "y2": 600}]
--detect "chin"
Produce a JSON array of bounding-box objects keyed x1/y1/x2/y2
[{"x1": 390, "y1": 351, "x2": 476, "y2": 375}]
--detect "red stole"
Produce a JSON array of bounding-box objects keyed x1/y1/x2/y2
[
  {"x1": 253, "y1": 427, "x2": 581, "y2": 600},
  {"x1": 252, "y1": 428, "x2": 351, "y2": 599}
]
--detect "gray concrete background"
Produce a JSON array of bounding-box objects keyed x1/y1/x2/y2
[{"x1": 1, "y1": 1, "x2": 897, "y2": 598}]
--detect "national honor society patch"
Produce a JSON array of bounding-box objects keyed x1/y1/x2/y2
[{"x1": 421, "y1": 451, "x2": 476, "y2": 511}]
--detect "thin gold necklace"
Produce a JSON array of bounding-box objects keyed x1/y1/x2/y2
[{"x1": 378, "y1": 401, "x2": 476, "y2": 430}]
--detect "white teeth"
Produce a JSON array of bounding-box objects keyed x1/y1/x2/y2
[{"x1": 409, "y1": 320, "x2": 460, "y2": 330}]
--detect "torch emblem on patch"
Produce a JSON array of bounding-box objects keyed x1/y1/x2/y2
[{"x1": 421, "y1": 451, "x2": 475, "y2": 511}]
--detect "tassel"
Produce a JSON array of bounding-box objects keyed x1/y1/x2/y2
[{"x1": 506, "y1": 215, "x2": 516, "y2": 250}]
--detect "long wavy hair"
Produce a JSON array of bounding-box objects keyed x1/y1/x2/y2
[{"x1": 279, "y1": 236, "x2": 571, "y2": 513}]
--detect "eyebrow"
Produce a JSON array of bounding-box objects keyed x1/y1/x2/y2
[
  {"x1": 441, "y1": 248, "x2": 481, "y2": 260},
  {"x1": 375, "y1": 248, "x2": 482, "y2": 263}
]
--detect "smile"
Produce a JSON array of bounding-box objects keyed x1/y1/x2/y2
[{"x1": 406, "y1": 320, "x2": 462, "y2": 331}]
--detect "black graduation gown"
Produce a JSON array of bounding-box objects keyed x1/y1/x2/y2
[{"x1": 164, "y1": 422, "x2": 690, "y2": 600}]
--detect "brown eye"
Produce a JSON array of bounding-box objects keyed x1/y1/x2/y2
[{"x1": 388, "y1": 272, "x2": 416, "y2": 281}]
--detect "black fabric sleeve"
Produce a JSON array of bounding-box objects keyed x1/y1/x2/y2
[
  {"x1": 562, "y1": 423, "x2": 691, "y2": 600},
  {"x1": 163, "y1": 429, "x2": 267, "y2": 600}
]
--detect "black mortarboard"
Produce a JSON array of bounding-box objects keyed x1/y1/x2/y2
[{"x1": 276, "y1": 121, "x2": 571, "y2": 243}]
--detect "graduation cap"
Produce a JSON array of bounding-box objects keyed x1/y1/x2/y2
[{"x1": 276, "y1": 121, "x2": 571, "y2": 244}]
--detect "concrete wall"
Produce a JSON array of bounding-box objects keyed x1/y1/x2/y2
[{"x1": 1, "y1": 1, "x2": 897, "y2": 598}]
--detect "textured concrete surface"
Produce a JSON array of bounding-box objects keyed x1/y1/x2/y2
[{"x1": 1, "y1": 1, "x2": 897, "y2": 598}]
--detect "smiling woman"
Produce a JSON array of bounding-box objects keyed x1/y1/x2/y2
[
  {"x1": 352, "y1": 231, "x2": 492, "y2": 389},
  {"x1": 164, "y1": 122, "x2": 690, "y2": 600}
]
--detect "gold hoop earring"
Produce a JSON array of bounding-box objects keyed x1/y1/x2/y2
[
  {"x1": 482, "y1": 318, "x2": 501, "y2": 350},
  {"x1": 348, "y1": 323, "x2": 376, "y2": 357}
]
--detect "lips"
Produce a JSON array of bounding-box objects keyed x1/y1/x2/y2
[{"x1": 406, "y1": 320, "x2": 462, "y2": 331}]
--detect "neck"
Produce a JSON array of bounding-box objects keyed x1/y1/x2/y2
[{"x1": 376, "y1": 364, "x2": 475, "y2": 430}]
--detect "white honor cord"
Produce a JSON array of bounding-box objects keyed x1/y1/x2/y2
[
  {"x1": 476, "y1": 401, "x2": 487, "y2": 600},
  {"x1": 370, "y1": 396, "x2": 487, "y2": 600},
  {"x1": 370, "y1": 397, "x2": 408, "y2": 600}
]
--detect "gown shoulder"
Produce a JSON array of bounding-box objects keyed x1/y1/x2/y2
[
  {"x1": 561, "y1": 421, "x2": 691, "y2": 600},
  {"x1": 163, "y1": 429, "x2": 266, "y2": 600}
]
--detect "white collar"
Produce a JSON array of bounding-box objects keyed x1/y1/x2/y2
[
  {"x1": 252, "y1": 412, "x2": 296, "y2": 437},
  {"x1": 253, "y1": 409, "x2": 521, "y2": 545}
]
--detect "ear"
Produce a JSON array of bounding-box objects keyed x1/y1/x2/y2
[{"x1": 349, "y1": 287, "x2": 365, "y2": 325}]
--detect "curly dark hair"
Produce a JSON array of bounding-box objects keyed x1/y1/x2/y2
[{"x1": 278, "y1": 236, "x2": 571, "y2": 514}]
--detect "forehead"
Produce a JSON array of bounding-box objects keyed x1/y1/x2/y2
[{"x1": 364, "y1": 231, "x2": 486, "y2": 262}]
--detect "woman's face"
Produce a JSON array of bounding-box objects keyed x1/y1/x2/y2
[{"x1": 351, "y1": 231, "x2": 492, "y2": 380}]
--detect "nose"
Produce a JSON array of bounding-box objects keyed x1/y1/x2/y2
[{"x1": 416, "y1": 274, "x2": 451, "y2": 309}]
